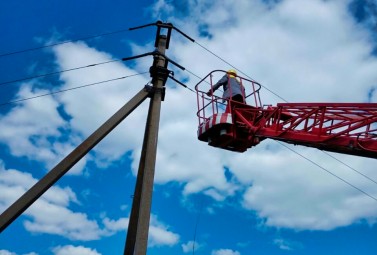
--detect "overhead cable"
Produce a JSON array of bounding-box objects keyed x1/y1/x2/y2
[
  {"x1": 194, "y1": 41, "x2": 288, "y2": 103},
  {"x1": 0, "y1": 59, "x2": 122, "y2": 87},
  {"x1": 0, "y1": 72, "x2": 148, "y2": 107},
  {"x1": 324, "y1": 153, "x2": 377, "y2": 185},
  {"x1": 192, "y1": 197, "x2": 203, "y2": 255},
  {"x1": 0, "y1": 28, "x2": 130, "y2": 58},
  {"x1": 279, "y1": 141, "x2": 377, "y2": 202}
]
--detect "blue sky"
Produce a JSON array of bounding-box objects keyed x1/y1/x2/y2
[{"x1": 1, "y1": 0, "x2": 377, "y2": 255}]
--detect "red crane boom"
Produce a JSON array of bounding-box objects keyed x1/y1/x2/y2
[{"x1": 195, "y1": 70, "x2": 377, "y2": 158}]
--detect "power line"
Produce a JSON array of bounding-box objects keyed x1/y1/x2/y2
[
  {"x1": 192, "y1": 197, "x2": 203, "y2": 255},
  {"x1": 0, "y1": 28, "x2": 130, "y2": 58},
  {"x1": 0, "y1": 72, "x2": 148, "y2": 107},
  {"x1": 185, "y1": 69, "x2": 204, "y2": 82},
  {"x1": 0, "y1": 60, "x2": 199, "y2": 102},
  {"x1": 0, "y1": 59, "x2": 121, "y2": 87},
  {"x1": 167, "y1": 73, "x2": 196, "y2": 94},
  {"x1": 184, "y1": 68, "x2": 215, "y2": 98},
  {"x1": 194, "y1": 41, "x2": 288, "y2": 103},
  {"x1": 279, "y1": 141, "x2": 377, "y2": 202},
  {"x1": 323, "y1": 152, "x2": 377, "y2": 185}
]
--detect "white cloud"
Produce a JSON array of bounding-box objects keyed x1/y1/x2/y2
[
  {"x1": 274, "y1": 238, "x2": 303, "y2": 251},
  {"x1": 274, "y1": 238, "x2": 292, "y2": 250},
  {"x1": 149, "y1": 225, "x2": 180, "y2": 247},
  {"x1": 24, "y1": 202, "x2": 103, "y2": 240},
  {"x1": 150, "y1": 0, "x2": 175, "y2": 19},
  {"x1": 234, "y1": 144, "x2": 377, "y2": 230},
  {"x1": 148, "y1": 215, "x2": 180, "y2": 247},
  {"x1": 0, "y1": 84, "x2": 87, "y2": 174},
  {"x1": 120, "y1": 204, "x2": 128, "y2": 211},
  {"x1": 0, "y1": 250, "x2": 16, "y2": 255},
  {"x1": 0, "y1": 251, "x2": 38, "y2": 255},
  {"x1": 0, "y1": 40, "x2": 148, "y2": 173},
  {"x1": 0, "y1": 162, "x2": 102, "y2": 240},
  {"x1": 182, "y1": 240, "x2": 202, "y2": 253},
  {"x1": 101, "y1": 215, "x2": 179, "y2": 247},
  {"x1": 0, "y1": 162, "x2": 180, "y2": 245},
  {"x1": 52, "y1": 41, "x2": 152, "y2": 168},
  {"x1": 102, "y1": 217, "x2": 129, "y2": 233},
  {"x1": 211, "y1": 248, "x2": 241, "y2": 255},
  {"x1": 52, "y1": 245, "x2": 101, "y2": 255},
  {"x1": 168, "y1": 0, "x2": 377, "y2": 103}
]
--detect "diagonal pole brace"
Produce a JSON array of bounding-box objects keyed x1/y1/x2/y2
[{"x1": 0, "y1": 87, "x2": 150, "y2": 233}]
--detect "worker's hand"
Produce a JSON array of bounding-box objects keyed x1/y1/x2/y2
[{"x1": 206, "y1": 91, "x2": 212, "y2": 96}]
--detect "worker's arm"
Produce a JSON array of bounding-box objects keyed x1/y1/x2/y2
[{"x1": 207, "y1": 75, "x2": 227, "y2": 96}]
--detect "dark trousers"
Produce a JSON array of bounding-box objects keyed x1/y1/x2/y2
[
  {"x1": 231, "y1": 94, "x2": 244, "y2": 103},
  {"x1": 225, "y1": 94, "x2": 245, "y2": 112}
]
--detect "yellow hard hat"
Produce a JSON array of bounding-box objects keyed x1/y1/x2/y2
[
  {"x1": 227, "y1": 69, "x2": 237, "y2": 77},
  {"x1": 227, "y1": 69, "x2": 237, "y2": 76}
]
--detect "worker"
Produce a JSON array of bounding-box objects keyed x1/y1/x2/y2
[{"x1": 206, "y1": 69, "x2": 245, "y2": 104}]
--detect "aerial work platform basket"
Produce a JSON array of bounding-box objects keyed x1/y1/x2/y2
[
  {"x1": 195, "y1": 70, "x2": 263, "y2": 152},
  {"x1": 195, "y1": 70, "x2": 377, "y2": 158}
]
